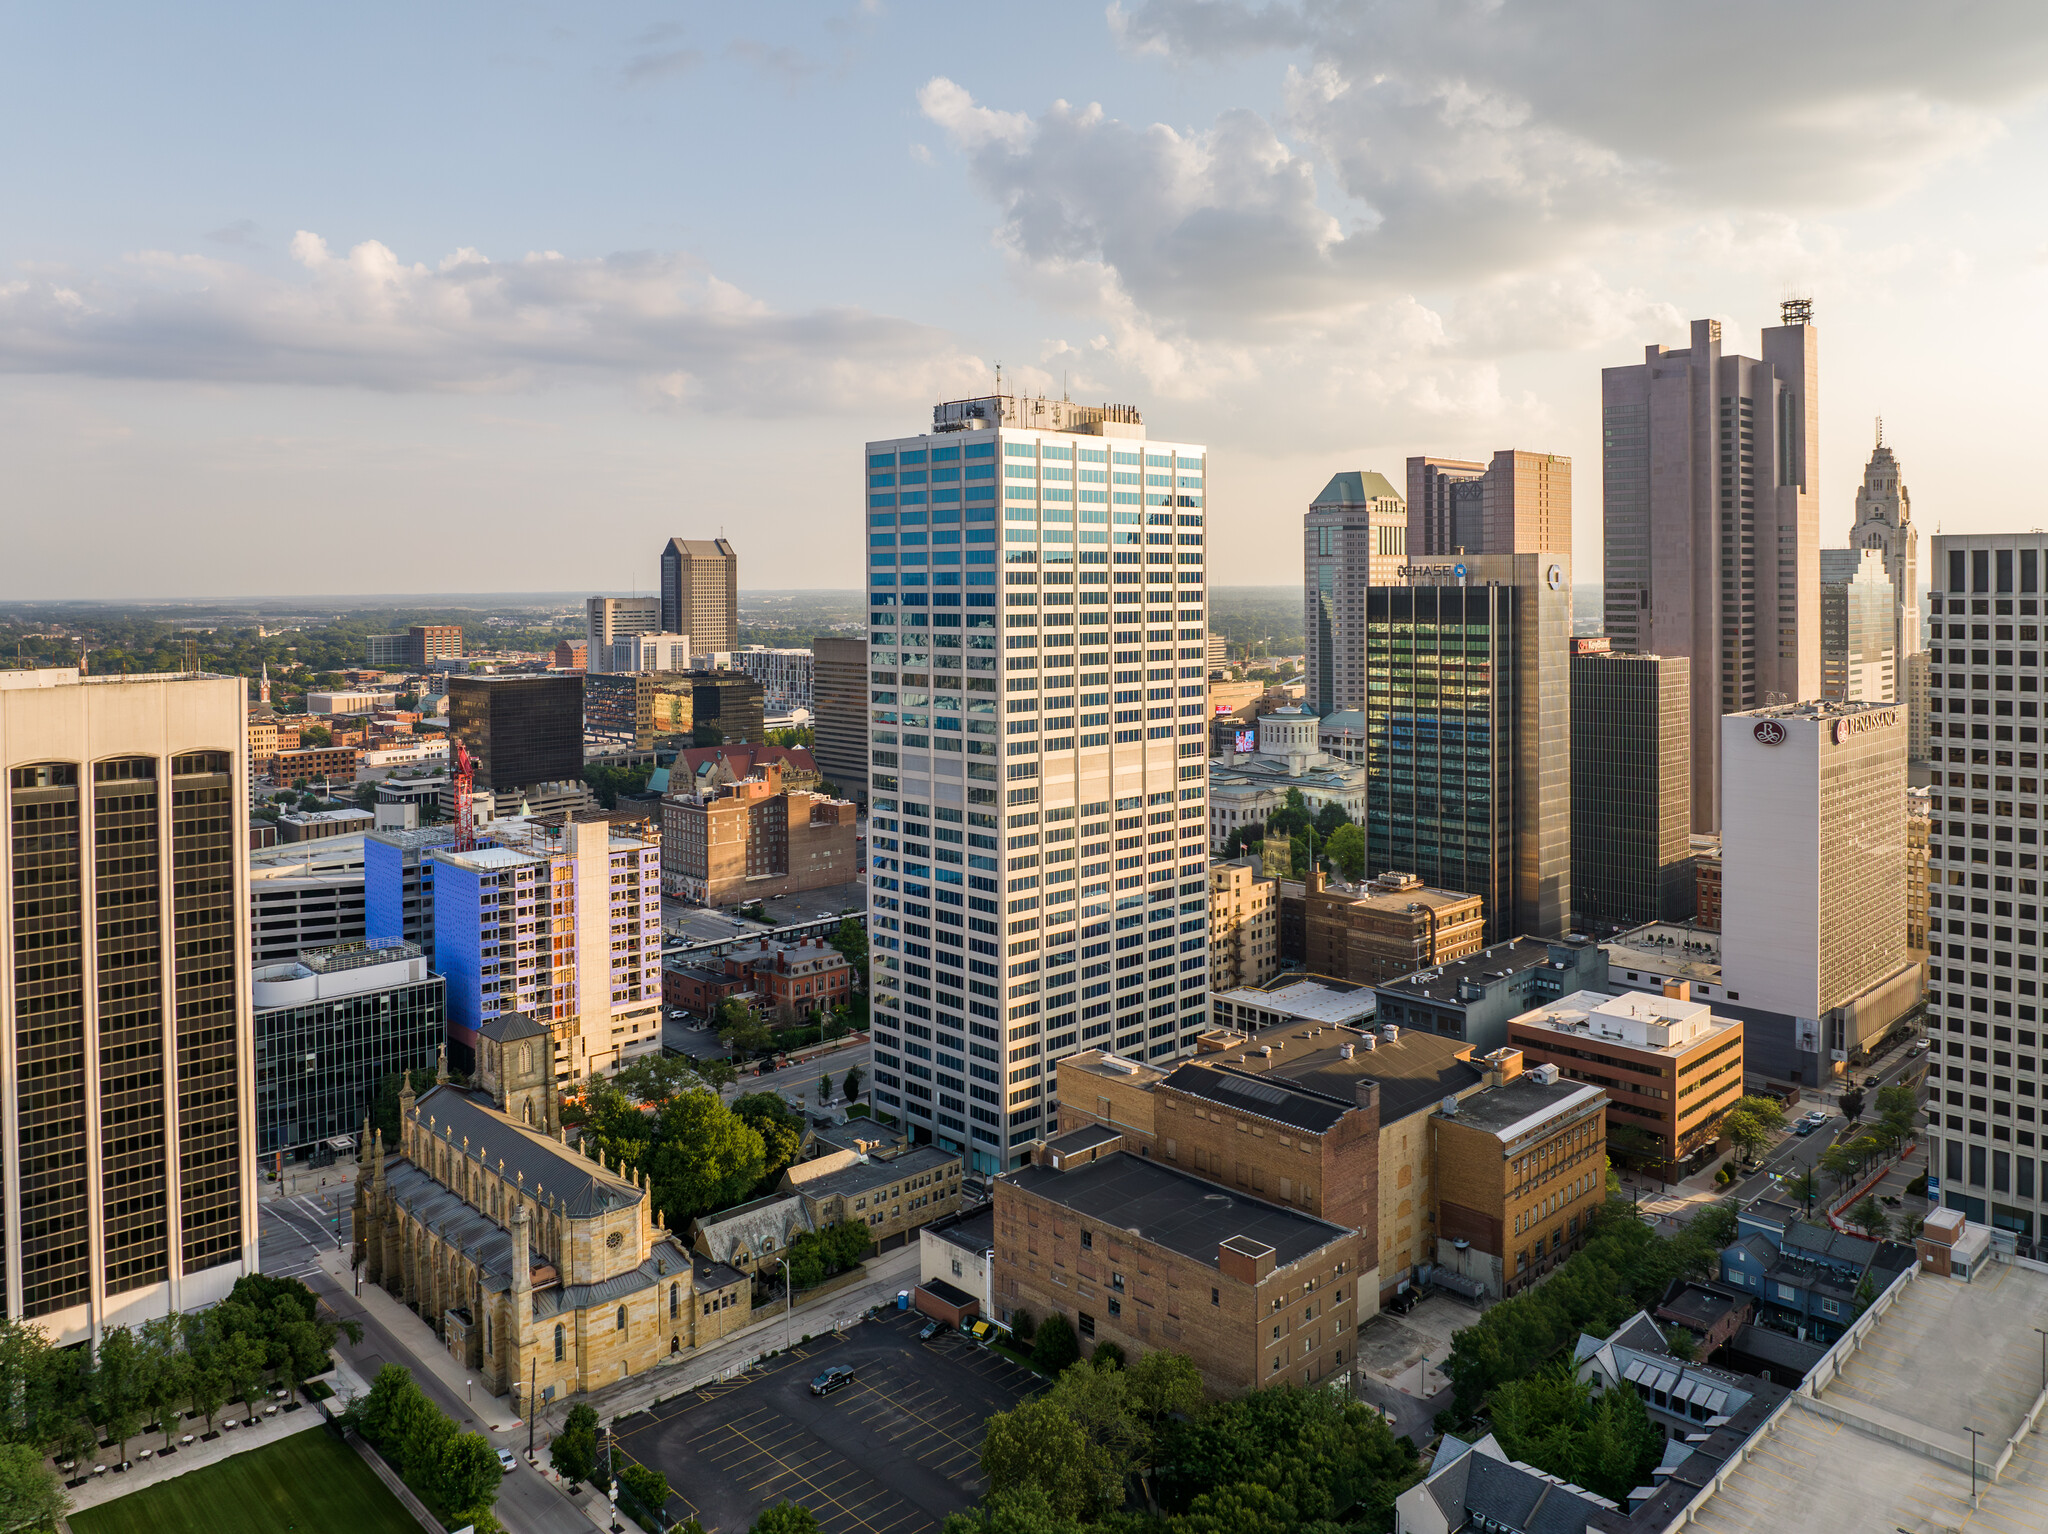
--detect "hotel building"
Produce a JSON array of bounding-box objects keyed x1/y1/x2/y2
[{"x1": 865, "y1": 395, "x2": 1211, "y2": 1173}]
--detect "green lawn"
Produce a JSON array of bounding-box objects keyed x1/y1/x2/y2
[{"x1": 70, "y1": 1428, "x2": 422, "y2": 1534}]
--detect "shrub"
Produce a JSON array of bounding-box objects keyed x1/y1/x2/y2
[
  {"x1": 1030, "y1": 1314, "x2": 1080, "y2": 1375},
  {"x1": 1906, "y1": 1174, "x2": 1928, "y2": 1198},
  {"x1": 551, "y1": 1402, "x2": 600, "y2": 1483},
  {"x1": 1091, "y1": 1342, "x2": 1125, "y2": 1371},
  {"x1": 621, "y1": 1462, "x2": 671, "y2": 1518},
  {"x1": 1009, "y1": 1307, "x2": 1036, "y2": 1343}
]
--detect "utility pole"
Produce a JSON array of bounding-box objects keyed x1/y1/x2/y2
[
  {"x1": 526, "y1": 1359, "x2": 537, "y2": 1460},
  {"x1": 1965, "y1": 1424, "x2": 1984, "y2": 1508},
  {"x1": 781, "y1": 1256, "x2": 795, "y2": 1353}
]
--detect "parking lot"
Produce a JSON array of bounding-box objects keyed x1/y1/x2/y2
[{"x1": 615, "y1": 1309, "x2": 1040, "y2": 1533}]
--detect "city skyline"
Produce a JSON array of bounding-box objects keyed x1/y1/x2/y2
[{"x1": 7, "y1": 4, "x2": 2048, "y2": 597}]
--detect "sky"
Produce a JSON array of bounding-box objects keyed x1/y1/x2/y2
[{"x1": 8, "y1": 1, "x2": 2048, "y2": 600}]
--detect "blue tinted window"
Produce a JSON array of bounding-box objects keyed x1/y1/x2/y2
[
  {"x1": 900, "y1": 511, "x2": 927, "y2": 526},
  {"x1": 870, "y1": 533, "x2": 897, "y2": 546},
  {"x1": 932, "y1": 467, "x2": 960, "y2": 482},
  {"x1": 1042, "y1": 444, "x2": 1072, "y2": 461},
  {"x1": 1145, "y1": 453, "x2": 1170, "y2": 467},
  {"x1": 1005, "y1": 442, "x2": 1036, "y2": 458},
  {"x1": 932, "y1": 446, "x2": 961, "y2": 462},
  {"x1": 965, "y1": 441, "x2": 995, "y2": 458},
  {"x1": 869, "y1": 472, "x2": 896, "y2": 487},
  {"x1": 900, "y1": 450, "x2": 928, "y2": 465},
  {"x1": 1079, "y1": 448, "x2": 1107, "y2": 463},
  {"x1": 901, "y1": 471, "x2": 928, "y2": 485},
  {"x1": 869, "y1": 453, "x2": 897, "y2": 468},
  {"x1": 870, "y1": 513, "x2": 897, "y2": 526},
  {"x1": 1113, "y1": 451, "x2": 1141, "y2": 466}
]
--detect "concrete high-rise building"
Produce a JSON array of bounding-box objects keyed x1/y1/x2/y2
[
  {"x1": 1849, "y1": 429, "x2": 1920, "y2": 670},
  {"x1": 1820, "y1": 547, "x2": 1897, "y2": 702},
  {"x1": 1720, "y1": 700, "x2": 1918, "y2": 1084},
  {"x1": 1570, "y1": 638, "x2": 1693, "y2": 930},
  {"x1": 1304, "y1": 470, "x2": 1406, "y2": 717},
  {"x1": 865, "y1": 394, "x2": 1210, "y2": 1173},
  {"x1": 1362, "y1": 554, "x2": 1573, "y2": 942},
  {"x1": 1923, "y1": 533, "x2": 2048, "y2": 1236},
  {"x1": 811, "y1": 636, "x2": 869, "y2": 802},
  {"x1": 601, "y1": 632, "x2": 692, "y2": 675},
  {"x1": 585, "y1": 597, "x2": 660, "y2": 674},
  {"x1": 1409, "y1": 452, "x2": 1572, "y2": 565},
  {"x1": 0, "y1": 669, "x2": 257, "y2": 1341},
  {"x1": 1602, "y1": 305, "x2": 1821, "y2": 833},
  {"x1": 660, "y1": 538, "x2": 738, "y2": 654}
]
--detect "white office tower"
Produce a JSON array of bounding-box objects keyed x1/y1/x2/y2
[
  {"x1": 1925, "y1": 533, "x2": 2048, "y2": 1244},
  {"x1": 864, "y1": 396, "x2": 1213, "y2": 1174},
  {"x1": 1720, "y1": 700, "x2": 1918, "y2": 1087}
]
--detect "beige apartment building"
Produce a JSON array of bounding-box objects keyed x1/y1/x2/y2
[{"x1": 1209, "y1": 857, "x2": 1281, "y2": 992}]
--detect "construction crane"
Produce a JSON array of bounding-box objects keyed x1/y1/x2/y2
[{"x1": 453, "y1": 738, "x2": 476, "y2": 851}]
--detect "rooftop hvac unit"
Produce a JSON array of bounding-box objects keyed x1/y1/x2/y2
[
  {"x1": 1380, "y1": 1024, "x2": 1400, "y2": 1043},
  {"x1": 1530, "y1": 1064, "x2": 1560, "y2": 1085}
]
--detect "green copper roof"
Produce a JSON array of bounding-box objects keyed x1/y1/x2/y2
[{"x1": 1312, "y1": 470, "x2": 1404, "y2": 508}]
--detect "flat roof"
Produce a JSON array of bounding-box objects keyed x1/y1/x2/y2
[
  {"x1": 1509, "y1": 987, "x2": 1741, "y2": 1055},
  {"x1": 1044, "y1": 1123, "x2": 1124, "y2": 1156},
  {"x1": 926, "y1": 1204, "x2": 995, "y2": 1257},
  {"x1": 1058, "y1": 1051, "x2": 1168, "y2": 1088},
  {"x1": 1678, "y1": 1263, "x2": 2048, "y2": 1534},
  {"x1": 1308, "y1": 878, "x2": 1480, "y2": 913},
  {"x1": 1004, "y1": 1152, "x2": 1350, "y2": 1274},
  {"x1": 1157, "y1": 1062, "x2": 1352, "y2": 1135},
  {"x1": 1377, "y1": 936, "x2": 1584, "y2": 1004},
  {"x1": 1241, "y1": 1024, "x2": 1487, "y2": 1127},
  {"x1": 1213, "y1": 977, "x2": 1377, "y2": 1026},
  {"x1": 1441, "y1": 1075, "x2": 1604, "y2": 1139}
]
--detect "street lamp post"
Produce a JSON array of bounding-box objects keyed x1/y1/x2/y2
[
  {"x1": 1965, "y1": 1424, "x2": 1984, "y2": 1507},
  {"x1": 526, "y1": 1359, "x2": 537, "y2": 1460},
  {"x1": 779, "y1": 1256, "x2": 795, "y2": 1353},
  {"x1": 2036, "y1": 1328, "x2": 2048, "y2": 1395}
]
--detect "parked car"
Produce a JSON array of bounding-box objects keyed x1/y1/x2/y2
[
  {"x1": 1794, "y1": 1118, "x2": 1820, "y2": 1137},
  {"x1": 496, "y1": 1448, "x2": 517, "y2": 1474},
  {"x1": 810, "y1": 1366, "x2": 856, "y2": 1396},
  {"x1": 1908, "y1": 1041, "x2": 1927, "y2": 1057},
  {"x1": 1388, "y1": 1287, "x2": 1422, "y2": 1315},
  {"x1": 917, "y1": 1320, "x2": 949, "y2": 1342}
]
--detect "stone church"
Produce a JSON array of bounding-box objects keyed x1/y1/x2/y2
[{"x1": 354, "y1": 1012, "x2": 751, "y2": 1410}]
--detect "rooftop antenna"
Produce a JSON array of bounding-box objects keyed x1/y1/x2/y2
[
  {"x1": 1780, "y1": 296, "x2": 1813, "y2": 327},
  {"x1": 994, "y1": 361, "x2": 1002, "y2": 396},
  {"x1": 1875, "y1": 415, "x2": 1884, "y2": 448}
]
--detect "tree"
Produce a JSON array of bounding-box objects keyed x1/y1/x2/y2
[
  {"x1": 732, "y1": 1093, "x2": 805, "y2": 1192},
  {"x1": 1720, "y1": 1110, "x2": 1771, "y2": 1167},
  {"x1": 223, "y1": 1334, "x2": 267, "y2": 1425},
  {"x1": 551, "y1": 1403, "x2": 600, "y2": 1483},
  {"x1": 353, "y1": 782, "x2": 379, "y2": 810},
  {"x1": 693, "y1": 721, "x2": 725, "y2": 747},
  {"x1": 1663, "y1": 1327, "x2": 1698, "y2": 1362},
  {"x1": 587, "y1": 1087, "x2": 767, "y2": 1224},
  {"x1": 620, "y1": 1462, "x2": 670, "y2": 1516},
  {"x1": 436, "y1": 1432, "x2": 504, "y2": 1523},
  {"x1": 980, "y1": 1394, "x2": 1122, "y2": 1522},
  {"x1": 1847, "y1": 1196, "x2": 1891, "y2": 1241},
  {"x1": 0, "y1": 1442, "x2": 67, "y2": 1534},
  {"x1": 1840, "y1": 1087, "x2": 1867, "y2": 1123},
  {"x1": 612, "y1": 1054, "x2": 713, "y2": 1106},
  {"x1": 301, "y1": 724, "x2": 333, "y2": 748},
  {"x1": 1324, "y1": 822, "x2": 1366, "y2": 881},
  {"x1": 1312, "y1": 800, "x2": 1350, "y2": 839},
  {"x1": 1786, "y1": 1170, "x2": 1821, "y2": 1216},
  {"x1": 138, "y1": 1315, "x2": 190, "y2": 1449},
  {"x1": 828, "y1": 918, "x2": 869, "y2": 987},
  {"x1": 1819, "y1": 1143, "x2": 1862, "y2": 1190},
  {"x1": 93, "y1": 1326, "x2": 145, "y2": 1463},
  {"x1": 1124, "y1": 1350, "x2": 1204, "y2": 1423},
  {"x1": 1089, "y1": 1341, "x2": 1125, "y2": 1371},
  {"x1": 1029, "y1": 1315, "x2": 1080, "y2": 1376},
  {"x1": 752, "y1": 1504, "x2": 820, "y2": 1534},
  {"x1": 817, "y1": 1072, "x2": 833, "y2": 1107},
  {"x1": 1009, "y1": 1308, "x2": 1036, "y2": 1344},
  {"x1": 942, "y1": 1483, "x2": 1085, "y2": 1534},
  {"x1": 842, "y1": 1065, "x2": 865, "y2": 1104},
  {"x1": 717, "y1": 998, "x2": 774, "y2": 1058}
]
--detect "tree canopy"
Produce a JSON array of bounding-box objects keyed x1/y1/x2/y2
[{"x1": 583, "y1": 1087, "x2": 768, "y2": 1222}]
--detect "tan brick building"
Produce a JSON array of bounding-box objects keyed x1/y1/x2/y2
[
  {"x1": 1431, "y1": 1050, "x2": 1608, "y2": 1299},
  {"x1": 1507, "y1": 984, "x2": 1743, "y2": 1175},
  {"x1": 995, "y1": 1146, "x2": 1362, "y2": 1396},
  {"x1": 1054, "y1": 1043, "x2": 1379, "y2": 1281},
  {"x1": 687, "y1": 1144, "x2": 964, "y2": 1272},
  {"x1": 1209, "y1": 857, "x2": 1281, "y2": 992},
  {"x1": 1301, "y1": 870, "x2": 1485, "y2": 985},
  {"x1": 355, "y1": 1015, "x2": 751, "y2": 1412},
  {"x1": 661, "y1": 761, "x2": 857, "y2": 904},
  {"x1": 248, "y1": 714, "x2": 279, "y2": 777}
]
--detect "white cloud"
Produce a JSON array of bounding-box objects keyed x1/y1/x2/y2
[{"x1": 0, "y1": 233, "x2": 992, "y2": 411}]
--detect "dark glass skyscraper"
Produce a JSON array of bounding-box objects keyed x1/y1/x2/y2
[
  {"x1": 1364, "y1": 554, "x2": 1572, "y2": 942},
  {"x1": 1569, "y1": 640, "x2": 1692, "y2": 930},
  {"x1": 448, "y1": 675, "x2": 583, "y2": 792}
]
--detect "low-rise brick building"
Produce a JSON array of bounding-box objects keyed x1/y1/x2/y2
[
  {"x1": 275, "y1": 744, "x2": 362, "y2": 786},
  {"x1": 994, "y1": 1145, "x2": 1362, "y2": 1396},
  {"x1": 663, "y1": 961, "x2": 750, "y2": 1016},
  {"x1": 1432, "y1": 1049, "x2": 1608, "y2": 1299},
  {"x1": 1302, "y1": 870, "x2": 1485, "y2": 985},
  {"x1": 661, "y1": 761, "x2": 858, "y2": 905}
]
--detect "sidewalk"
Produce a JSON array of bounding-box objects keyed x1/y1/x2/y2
[
  {"x1": 55, "y1": 1395, "x2": 322, "y2": 1516},
  {"x1": 318, "y1": 1240, "x2": 922, "y2": 1440},
  {"x1": 314, "y1": 1245, "x2": 525, "y2": 1431}
]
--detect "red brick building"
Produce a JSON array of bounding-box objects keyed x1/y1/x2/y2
[
  {"x1": 661, "y1": 761, "x2": 858, "y2": 905},
  {"x1": 665, "y1": 936, "x2": 855, "y2": 1024}
]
